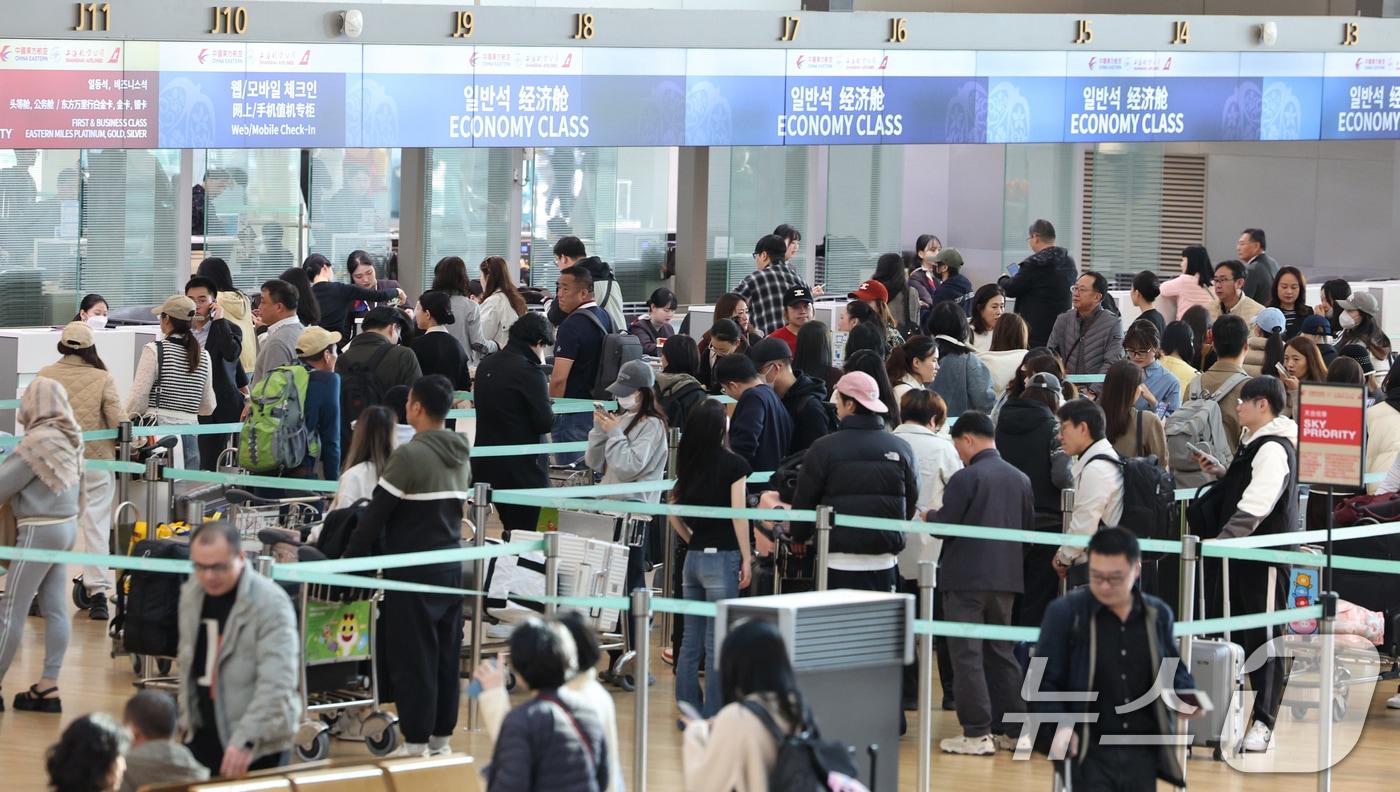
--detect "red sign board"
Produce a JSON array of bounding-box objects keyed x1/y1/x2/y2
[{"x1": 1297, "y1": 383, "x2": 1367, "y2": 488}]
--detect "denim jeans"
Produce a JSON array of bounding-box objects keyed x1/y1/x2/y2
[
  {"x1": 675, "y1": 548, "x2": 741, "y2": 718},
  {"x1": 551, "y1": 412, "x2": 592, "y2": 466}
]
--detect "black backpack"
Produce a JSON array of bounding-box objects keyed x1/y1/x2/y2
[
  {"x1": 112, "y1": 539, "x2": 190, "y2": 658},
  {"x1": 317, "y1": 498, "x2": 373, "y2": 559},
  {"x1": 741, "y1": 700, "x2": 869, "y2": 792},
  {"x1": 577, "y1": 308, "x2": 643, "y2": 400},
  {"x1": 1087, "y1": 449, "x2": 1177, "y2": 556},
  {"x1": 770, "y1": 449, "x2": 807, "y2": 505},
  {"x1": 339, "y1": 342, "x2": 393, "y2": 433}
]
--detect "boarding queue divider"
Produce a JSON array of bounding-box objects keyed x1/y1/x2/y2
[{"x1": 1, "y1": 418, "x2": 1395, "y2": 791}]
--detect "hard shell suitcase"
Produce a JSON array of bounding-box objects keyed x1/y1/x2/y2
[{"x1": 1188, "y1": 637, "x2": 1246, "y2": 759}]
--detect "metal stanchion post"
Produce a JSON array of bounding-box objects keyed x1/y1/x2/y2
[
  {"x1": 1177, "y1": 534, "x2": 1200, "y2": 783},
  {"x1": 631, "y1": 587, "x2": 653, "y2": 792},
  {"x1": 544, "y1": 531, "x2": 561, "y2": 616},
  {"x1": 255, "y1": 555, "x2": 274, "y2": 576},
  {"x1": 1059, "y1": 489, "x2": 1075, "y2": 596},
  {"x1": 917, "y1": 560, "x2": 935, "y2": 792},
  {"x1": 183, "y1": 499, "x2": 205, "y2": 529},
  {"x1": 468, "y1": 482, "x2": 491, "y2": 732},
  {"x1": 1317, "y1": 591, "x2": 1337, "y2": 792},
  {"x1": 143, "y1": 456, "x2": 163, "y2": 532},
  {"x1": 660, "y1": 427, "x2": 681, "y2": 642},
  {"x1": 814, "y1": 505, "x2": 833, "y2": 591},
  {"x1": 116, "y1": 421, "x2": 133, "y2": 507}
]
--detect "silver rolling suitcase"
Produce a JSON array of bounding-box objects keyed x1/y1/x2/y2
[{"x1": 1187, "y1": 638, "x2": 1246, "y2": 759}]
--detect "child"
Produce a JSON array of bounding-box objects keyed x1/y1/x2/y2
[
  {"x1": 481, "y1": 616, "x2": 609, "y2": 792},
  {"x1": 120, "y1": 691, "x2": 210, "y2": 792}
]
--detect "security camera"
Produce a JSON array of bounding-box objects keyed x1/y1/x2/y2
[
  {"x1": 341, "y1": 9, "x2": 363, "y2": 38},
  {"x1": 1257, "y1": 21, "x2": 1278, "y2": 46}
]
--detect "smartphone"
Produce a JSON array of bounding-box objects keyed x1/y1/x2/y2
[
  {"x1": 1006, "y1": 262, "x2": 1021, "y2": 278},
  {"x1": 1185, "y1": 442, "x2": 1219, "y2": 467},
  {"x1": 677, "y1": 701, "x2": 703, "y2": 724},
  {"x1": 1276, "y1": 362, "x2": 1289, "y2": 376}
]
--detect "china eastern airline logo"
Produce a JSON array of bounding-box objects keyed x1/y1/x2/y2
[
  {"x1": 0, "y1": 46, "x2": 10, "y2": 63},
  {"x1": 196, "y1": 47, "x2": 241, "y2": 67},
  {"x1": 1354, "y1": 56, "x2": 1399, "y2": 72}
]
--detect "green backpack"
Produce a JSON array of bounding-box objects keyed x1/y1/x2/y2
[{"x1": 239, "y1": 364, "x2": 319, "y2": 473}]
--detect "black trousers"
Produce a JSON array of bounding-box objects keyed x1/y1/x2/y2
[
  {"x1": 381, "y1": 586, "x2": 464, "y2": 743},
  {"x1": 1069, "y1": 746, "x2": 1160, "y2": 792},
  {"x1": 197, "y1": 425, "x2": 233, "y2": 472},
  {"x1": 1016, "y1": 545, "x2": 1061, "y2": 629},
  {"x1": 187, "y1": 728, "x2": 288, "y2": 778},
  {"x1": 495, "y1": 503, "x2": 540, "y2": 535}
]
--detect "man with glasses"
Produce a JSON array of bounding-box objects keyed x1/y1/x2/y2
[
  {"x1": 1191, "y1": 313, "x2": 1254, "y2": 455},
  {"x1": 1034, "y1": 527, "x2": 1199, "y2": 790},
  {"x1": 1212, "y1": 259, "x2": 1264, "y2": 326},
  {"x1": 713, "y1": 353, "x2": 792, "y2": 485},
  {"x1": 1052, "y1": 399, "x2": 1123, "y2": 588},
  {"x1": 1190, "y1": 375, "x2": 1296, "y2": 753},
  {"x1": 177, "y1": 522, "x2": 298, "y2": 778},
  {"x1": 1047, "y1": 271, "x2": 1125, "y2": 386}
]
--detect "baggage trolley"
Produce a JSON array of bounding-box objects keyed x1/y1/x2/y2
[
  {"x1": 224, "y1": 488, "x2": 324, "y2": 548},
  {"x1": 293, "y1": 582, "x2": 402, "y2": 761}
]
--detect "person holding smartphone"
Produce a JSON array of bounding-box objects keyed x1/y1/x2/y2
[{"x1": 1034, "y1": 527, "x2": 1202, "y2": 790}]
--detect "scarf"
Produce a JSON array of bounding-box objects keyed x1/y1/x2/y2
[{"x1": 14, "y1": 377, "x2": 83, "y2": 493}]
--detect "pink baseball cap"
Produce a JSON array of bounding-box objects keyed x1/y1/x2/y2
[{"x1": 833, "y1": 371, "x2": 887, "y2": 413}]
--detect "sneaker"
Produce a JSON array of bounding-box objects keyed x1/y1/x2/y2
[
  {"x1": 1387, "y1": 692, "x2": 1400, "y2": 709},
  {"x1": 992, "y1": 733, "x2": 1022, "y2": 752},
  {"x1": 88, "y1": 593, "x2": 109, "y2": 621},
  {"x1": 662, "y1": 648, "x2": 675, "y2": 666},
  {"x1": 391, "y1": 743, "x2": 429, "y2": 758},
  {"x1": 1242, "y1": 721, "x2": 1273, "y2": 753},
  {"x1": 940, "y1": 734, "x2": 995, "y2": 756},
  {"x1": 427, "y1": 736, "x2": 452, "y2": 757}
]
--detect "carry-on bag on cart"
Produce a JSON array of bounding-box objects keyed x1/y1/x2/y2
[{"x1": 112, "y1": 538, "x2": 189, "y2": 658}]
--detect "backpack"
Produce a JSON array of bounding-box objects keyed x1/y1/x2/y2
[
  {"x1": 239, "y1": 364, "x2": 316, "y2": 473},
  {"x1": 339, "y1": 342, "x2": 394, "y2": 433},
  {"x1": 741, "y1": 700, "x2": 869, "y2": 792},
  {"x1": 1164, "y1": 371, "x2": 1250, "y2": 489},
  {"x1": 1088, "y1": 448, "x2": 1177, "y2": 557},
  {"x1": 770, "y1": 449, "x2": 807, "y2": 505},
  {"x1": 661, "y1": 378, "x2": 705, "y2": 430},
  {"x1": 577, "y1": 307, "x2": 643, "y2": 400},
  {"x1": 112, "y1": 538, "x2": 190, "y2": 658}
]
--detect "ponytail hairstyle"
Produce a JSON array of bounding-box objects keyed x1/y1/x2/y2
[
  {"x1": 302, "y1": 253, "x2": 332, "y2": 281},
  {"x1": 1261, "y1": 327, "x2": 1286, "y2": 380},
  {"x1": 164, "y1": 316, "x2": 203, "y2": 374},
  {"x1": 886, "y1": 335, "x2": 937, "y2": 384}
]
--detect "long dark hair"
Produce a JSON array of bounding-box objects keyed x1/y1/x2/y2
[
  {"x1": 1161, "y1": 321, "x2": 1195, "y2": 365},
  {"x1": 661, "y1": 334, "x2": 700, "y2": 377},
  {"x1": 672, "y1": 399, "x2": 728, "y2": 504},
  {"x1": 915, "y1": 234, "x2": 941, "y2": 256},
  {"x1": 1339, "y1": 306, "x2": 1389, "y2": 361},
  {"x1": 970, "y1": 283, "x2": 1005, "y2": 335},
  {"x1": 719, "y1": 619, "x2": 806, "y2": 730},
  {"x1": 1181, "y1": 245, "x2": 1213, "y2": 289},
  {"x1": 1285, "y1": 336, "x2": 1329, "y2": 383},
  {"x1": 480, "y1": 255, "x2": 526, "y2": 317},
  {"x1": 56, "y1": 340, "x2": 107, "y2": 371},
  {"x1": 160, "y1": 315, "x2": 203, "y2": 375},
  {"x1": 279, "y1": 266, "x2": 320, "y2": 325},
  {"x1": 886, "y1": 335, "x2": 936, "y2": 384},
  {"x1": 1101, "y1": 359, "x2": 1144, "y2": 444},
  {"x1": 1261, "y1": 326, "x2": 1286, "y2": 378},
  {"x1": 625, "y1": 384, "x2": 667, "y2": 436},
  {"x1": 845, "y1": 300, "x2": 883, "y2": 331},
  {"x1": 73, "y1": 293, "x2": 107, "y2": 322},
  {"x1": 1181, "y1": 305, "x2": 1211, "y2": 368},
  {"x1": 344, "y1": 405, "x2": 396, "y2": 473},
  {"x1": 794, "y1": 321, "x2": 837, "y2": 382},
  {"x1": 843, "y1": 349, "x2": 899, "y2": 426},
  {"x1": 196, "y1": 257, "x2": 239, "y2": 295},
  {"x1": 1321, "y1": 279, "x2": 1351, "y2": 327},
  {"x1": 872, "y1": 253, "x2": 907, "y2": 304},
  {"x1": 1007, "y1": 347, "x2": 1077, "y2": 402},
  {"x1": 432, "y1": 256, "x2": 471, "y2": 296},
  {"x1": 1270, "y1": 266, "x2": 1308, "y2": 311}
]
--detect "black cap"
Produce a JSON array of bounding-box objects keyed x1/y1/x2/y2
[
  {"x1": 363, "y1": 305, "x2": 406, "y2": 331},
  {"x1": 783, "y1": 286, "x2": 814, "y2": 307},
  {"x1": 749, "y1": 337, "x2": 793, "y2": 367}
]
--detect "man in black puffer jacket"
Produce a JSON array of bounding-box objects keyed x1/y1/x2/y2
[
  {"x1": 999, "y1": 219, "x2": 1078, "y2": 349},
  {"x1": 790, "y1": 371, "x2": 917, "y2": 590},
  {"x1": 750, "y1": 338, "x2": 836, "y2": 455}
]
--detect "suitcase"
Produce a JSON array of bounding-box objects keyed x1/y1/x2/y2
[
  {"x1": 1188, "y1": 638, "x2": 1246, "y2": 759},
  {"x1": 113, "y1": 538, "x2": 190, "y2": 659}
]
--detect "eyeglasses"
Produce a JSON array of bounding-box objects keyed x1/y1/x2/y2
[
  {"x1": 1089, "y1": 572, "x2": 1130, "y2": 587},
  {"x1": 1212, "y1": 276, "x2": 1235, "y2": 284},
  {"x1": 1124, "y1": 348, "x2": 1154, "y2": 359}
]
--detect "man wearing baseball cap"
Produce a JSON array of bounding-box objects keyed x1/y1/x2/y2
[
  {"x1": 292, "y1": 327, "x2": 342, "y2": 477},
  {"x1": 766, "y1": 286, "x2": 814, "y2": 356},
  {"x1": 750, "y1": 338, "x2": 835, "y2": 454},
  {"x1": 928, "y1": 248, "x2": 974, "y2": 315}
]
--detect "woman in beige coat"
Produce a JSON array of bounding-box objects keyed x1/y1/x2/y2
[
  {"x1": 36, "y1": 322, "x2": 122, "y2": 620},
  {"x1": 197, "y1": 257, "x2": 257, "y2": 375}
]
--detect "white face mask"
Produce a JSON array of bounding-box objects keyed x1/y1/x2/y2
[
  {"x1": 1339, "y1": 312, "x2": 1358, "y2": 330},
  {"x1": 617, "y1": 393, "x2": 640, "y2": 411},
  {"x1": 85, "y1": 315, "x2": 108, "y2": 330}
]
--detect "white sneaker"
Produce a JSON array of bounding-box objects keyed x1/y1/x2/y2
[
  {"x1": 1387, "y1": 693, "x2": 1400, "y2": 709},
  {"x1": 1242, "y1": 722, "x2": 1273, "y2": 753},
  {"x1": 940, "y1": 734, "x2": 996, "y2": 756},
  {"x1": 391, "y1": 742, "x2": 429, "y2": 758}
]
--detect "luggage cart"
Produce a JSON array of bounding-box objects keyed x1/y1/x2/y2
[
  {"x1": 224, "y1": 488, "x2": 324, "y2": 548},
  {"x1": 293, "y1": 582, "x2": 402, "y2": 761}
]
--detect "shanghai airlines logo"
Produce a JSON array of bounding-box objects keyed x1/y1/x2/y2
[{"x1": 300, "y1": 49, "x2": 311, "y2": 66}]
